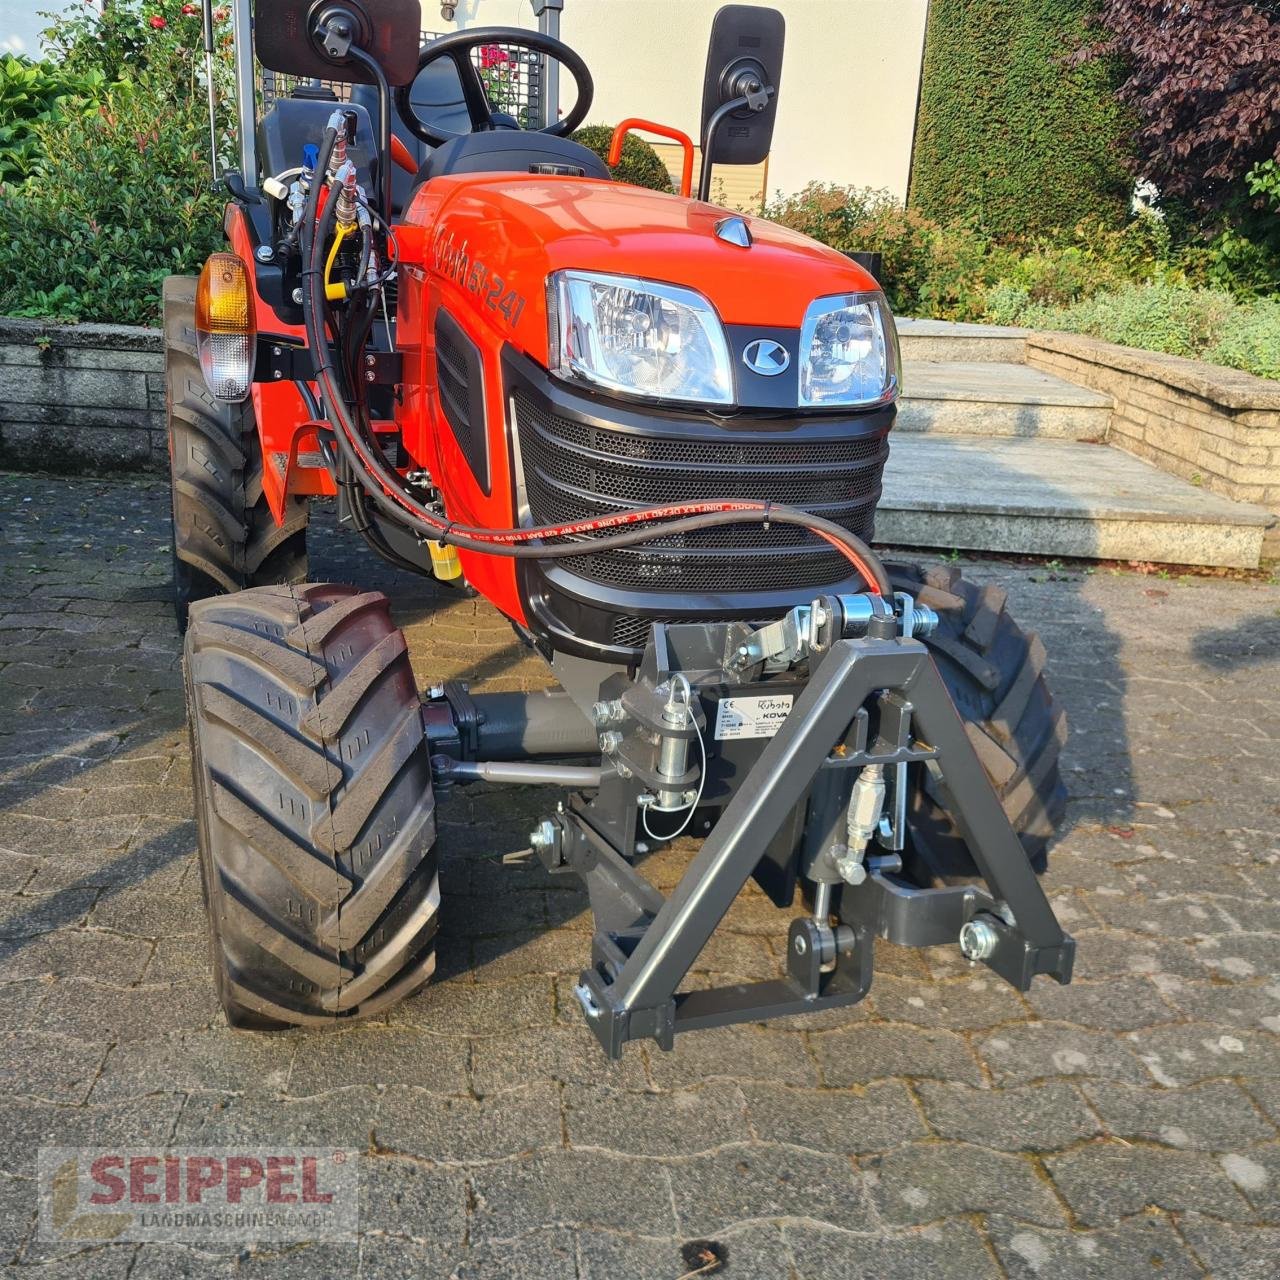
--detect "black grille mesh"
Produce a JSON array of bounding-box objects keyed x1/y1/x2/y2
[{"x1": 516, "y1": 393, "x2": 889, "y2": 594}]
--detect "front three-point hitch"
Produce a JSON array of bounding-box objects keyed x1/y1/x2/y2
[{"x1": 424, "y1": 592, "x2": 1075, "y2": 1059}]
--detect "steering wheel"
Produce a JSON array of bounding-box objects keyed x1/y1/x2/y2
[{"x1": 396, "y1": 27, "x2": 594, "y2": 148}]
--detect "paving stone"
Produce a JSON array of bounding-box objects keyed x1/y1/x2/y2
[
  {"x1": 785, "y1": 1220, "x2": 1004, "y2": 1280},
  {"x1": 0, "y1": 888, "x2": 99, "y2": 938},
  {"x1": 1217, "y1": 1141, "x2": 1280, "y2": 1218},
  {"x1": 564, "y1": 1082, "x2": 750, "y2": 1157},
  {"x1": 1244, "y1": 1075, "x2": 1280, "y2": 1127},
  {"x1": 469, "y1": 1151, "x2": 677, "y2": 1238},
  {"x1": 1177, "y1": 1215, "x2": 1280, "y2": 1280},
  {"x1": 127, "y1": 1245, "x2": 241, "y2": 1278},
  {"x1": 34, "y1": 978, "x2": 219, "y2": 1042},
  {"x1": 358, "y1": 1153, "x2": 468, "y2": 1240},
  {"x1": 864, "y1": 1140, "x2": 1066, "y2": 1228},
  {"x1": 1025, "y1": 976, "x2": 1179, "y2": 1031},
  {"x1": 669, "y1": 1145, "x2": 873, "y2": 1235},
  {"x1": 0, "y1": 929, "x2": 152, "y2": 984},
  {"x1": 869, "y1": 972, "x2": 1030, "y2": 1029},
  {"x1": 576, "y1": 1222, "x2": 789, "y2": 1280},
  {"x1": 1045, "y1": 1143, "x2": 1256, "y2": 1225},
  {"x1": 739, "y1": 1080, "x2": 926, "y2": 1155},
  {"x1": 811, "y1": 1024, "x2": 984, "y2": 1086},
  {"x1": 375, "y1": 1082, "x2": 563, "y2": 1162},
  {"x1": 0, "y1": 977, "x2": 51, "y2": 1028},
  {"x1": 236, "y1": 1242, "x2": 363, "y2": 1280},
  {"x1": 173, "y1": 1089, "x2": 375, "y2": 1151},
  {"x1": 1164, "y1": 979, "x2": 1280, "y2": 1032},
  {"x1": 0, "y1": 1173, "x2": 35, "y2": 1262},
  {"x1": 1191, "y1": 933, "x2": 1280, "y2": 980},
  {"x1": 987, "y1": 1212, "x2": 1203, "y2": 1280},
  {"x1": 978, "y1": 1024, "x2": 1149, "y2": 1085},
  {"x1": 90, "y1": 1030, "x2": 295, "y2": 1101},
  {"x1": 1125, "y1": 1023, "x2": 1280, "y2": 1086},
  {"x1": 286, "y1": 1027, "x2": 470, "y2": 1098},
  {"x1": 644, "y1": 1025, "x2": 819, "y2": 1088},
  {"x1": 1082, "y1": 1080, "x2": 1277, "y2": 1150},
  {"x1": 0, "y1": 1032, "x2": 108, "y2": 1104},
  {"x1": 13, "y1": 1241, "x2": 138, "y2": 1275},
  {"x1": 916, "y1": 1080, "x2": 1100, "y2": 1151},
  {"x1": 0, "y1": 1094, "x2": 184, "y2": 1176},
  {"x1": 386, "y1": 974, "x2": 556, "y2": 1036},
  {"x1": 1085, "y1": 893, "x2": 1238, "y2": 938},
  {"x1": 469, "y1": 1024, "x2": 648, "y2": 1094},
  {"x1": 1049, "y1": 931, "x2": 1198, "y2": 977}
]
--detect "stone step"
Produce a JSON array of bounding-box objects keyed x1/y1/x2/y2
[
  {"x1": 877, "y1": 435, "x2": 1272, "y2": 569},
  {"x1": 897, "y1": 318, "x2": 1030, "y2": 363},
  {"x1": 897, "y1": 361, "x2": 1113, "y2": 440}
]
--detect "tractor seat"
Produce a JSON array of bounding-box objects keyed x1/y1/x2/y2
[{"x1": 416, "y1": 131, "x2": 610, "y2": 184}]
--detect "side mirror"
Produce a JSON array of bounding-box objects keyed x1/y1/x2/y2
[
  {"x1": 699, "y1": 4, "x2": 784, "y2": 193},
  {"x1": 254, "y1": 0, "x2": 422, "y2": 87}
]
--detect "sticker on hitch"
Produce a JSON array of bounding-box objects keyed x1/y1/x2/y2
[{"x1": 714, "y1": 694, "x2": 794, "y2": 741}]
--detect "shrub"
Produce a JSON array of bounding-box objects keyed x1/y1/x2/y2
[
  {"x1": 0, "y1": 1, "x2": 232, "y2": 327},
  {"x1": 761, "y1": 184, "x2": 949, "y2": 317},
  {"x1": 0, "y1": 54, "x2": 103, "y2": 184},
  {"x1": 572, "y1": 126, "x2": 673, "y2": 193},
  {"x1": 1207, "y1": 299, "x2": 1280, "y2": 382},
  {"x1": 911, "y1": 0, "x2": 1132, "y2": 239},
  {"x1": 1001, "y1": 281, "x2": 1240, "y2": 361}
]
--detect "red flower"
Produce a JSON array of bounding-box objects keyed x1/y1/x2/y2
[
  {"x1": 149, "y1": 15, "x2": 167, "y2": 28},
  {"x1": 479, "y1": 44, "x2": 509, "y2": 69},
  {"x1": 182, "y1": 3, "x2": 198, "y2": 13}
]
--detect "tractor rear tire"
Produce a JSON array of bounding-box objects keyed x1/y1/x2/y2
[
  {"x1": 184, "y1": 583, "x2": 439, "y2": 1028},
  {"x1": 884, "y1": 560, "x2": 1068, "y2": 881},
  {"x1": 164, "y1": 276, "x2": 308, "y2": 632}
]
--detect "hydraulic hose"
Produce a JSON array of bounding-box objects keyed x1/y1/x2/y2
[{"x1": 299, "y1": 123, "x2": 892, "y2": 598}]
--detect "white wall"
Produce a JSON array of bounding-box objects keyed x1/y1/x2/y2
[
  {"x1": 427, "y1": 0, "x2": 929, "y2": 200},
  {"x1": 0, "y1": 0, "x2": 96, "y2": 56}
]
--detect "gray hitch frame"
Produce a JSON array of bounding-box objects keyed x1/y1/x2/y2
[{"x1": 426, "y1": 593, "x2": 1074, "y2": 1060}]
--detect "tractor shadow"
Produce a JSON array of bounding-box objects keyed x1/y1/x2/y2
[{"x1": 1190, "y1": 612, "x2": 1280, "y2": 671}]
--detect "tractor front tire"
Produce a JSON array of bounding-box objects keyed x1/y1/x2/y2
[
  {"x1": 885, "y1": 561, "x2": 1069, "y2": 881},
  {"x1": 164, "y1": 275, "x2": 308, "y2": 632},
  {"x1": 184, "y1": 583, "x2": 439, "y2": 1028}
]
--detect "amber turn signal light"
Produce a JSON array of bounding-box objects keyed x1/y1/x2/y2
[{"x1": 195, "y1": 252, "x2": 256, "y2": 402}]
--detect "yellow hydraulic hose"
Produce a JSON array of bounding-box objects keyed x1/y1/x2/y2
[{"x1": 324, "y1": 222, "x2": 354, "y2": 301}]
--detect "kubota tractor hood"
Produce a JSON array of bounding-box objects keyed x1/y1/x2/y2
[{"x1": 401, "y1": 174, "x2": 881, "y2": 366}]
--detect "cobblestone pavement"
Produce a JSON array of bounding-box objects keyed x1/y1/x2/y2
[{"x1": 2, "y1": 471, "x2": 1279, "y2": 1279}]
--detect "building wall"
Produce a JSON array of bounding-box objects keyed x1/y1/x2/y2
[{"x1": 428, "y1": 0, "x2": 929, "y2": 201}]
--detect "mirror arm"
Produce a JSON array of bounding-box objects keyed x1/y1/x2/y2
[{"x1": 697, "y1": 84, "x2": 774, "y2": 203}]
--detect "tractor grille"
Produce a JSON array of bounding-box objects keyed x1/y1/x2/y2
[{"x1": 515, "y1": 392, "x2": 890, "y2": 595}]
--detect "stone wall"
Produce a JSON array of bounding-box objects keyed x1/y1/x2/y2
[
  {"x1": 0, "y1": 318, "x2": 164, "y2": 472},
  {"x1": 1026, "y1": 332, "x2": 1280, "y2": 554}
]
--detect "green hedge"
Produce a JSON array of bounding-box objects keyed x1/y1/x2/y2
[
  {"x1": 910, "y1": 0, "x2": 1132, "y2": 239},
  {"x1": 572, "y1": 125, "x2": 673, "y2": 193}
]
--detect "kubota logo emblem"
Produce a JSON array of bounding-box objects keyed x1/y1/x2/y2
[{"x1": 742, "y1": 339, "x2": 790, "y2": 376}]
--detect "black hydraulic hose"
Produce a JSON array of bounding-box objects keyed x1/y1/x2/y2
[
  {"x1": 348, "y1": 45, "x2": 393, "y2": 224},
  {"x1": 299, "y1": 126, "x2": 893, "y2": 598}
]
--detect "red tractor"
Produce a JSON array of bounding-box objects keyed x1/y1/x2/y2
[{"x1": 169, "y1": 0, "x2": 1072, "y2": 1054}]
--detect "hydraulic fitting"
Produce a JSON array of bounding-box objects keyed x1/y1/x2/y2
[
  {"x1": 333, "y1": 161, "x2": 359, "y2": 229},
  {"x1": 654, "y1": 676, "x2": 693, "y2": 812},
  {"x1": 832, "y1": 763, "x2": 886, "y2": 886}
]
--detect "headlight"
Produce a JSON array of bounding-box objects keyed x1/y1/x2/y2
[
  {"x1": 798, "y1": 292, "x2": 899, "y2": 407},
  {"x1": 549, "y1": 270, "x2": 733, "y2": 406}
]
